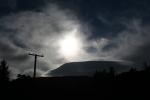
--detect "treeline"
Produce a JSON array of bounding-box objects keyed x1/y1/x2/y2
[
  {"x1": 0, "y1": 60, "x2": 150, "y2": 99},
  {"x1": 94, "y1": 63, "x2": 150, "y2": 80}
]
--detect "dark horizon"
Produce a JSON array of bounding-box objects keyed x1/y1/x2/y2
[{"x1": 0, "y1": 59, "x2": 150, "y2": 99}]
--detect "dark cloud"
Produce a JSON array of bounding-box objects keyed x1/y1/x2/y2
[
  {"x1": 123, "y1": 42, "x2": 150, "y2": 64},
  {"x1": 0, "y1": 39, "x2": 16, "y2": 55},
  {"x1": 0, "y1": 0, "x2": 17, "y2": 15}
]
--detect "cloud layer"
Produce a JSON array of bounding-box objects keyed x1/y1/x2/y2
[
  {"x1": 0, "y1": 4, "x2": 90, "y2": 78},
  {"x1": 0, "y1": 3, "x2": 150, "y2": 78}
]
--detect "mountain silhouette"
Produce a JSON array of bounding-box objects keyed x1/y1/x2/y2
[{"x1": 48, "y1": 61, "x2": 136, "y2": 77}]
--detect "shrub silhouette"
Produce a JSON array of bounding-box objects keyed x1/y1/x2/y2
[
  {"x1": 0, "y1": 60, "x2": 10, "y2": 82},
  {"x1": 17, "y1": 74, "x2": 31, "y2": 80},
  {"x1": 94, "y1": 67, "x2": 115, "y2": 80}
]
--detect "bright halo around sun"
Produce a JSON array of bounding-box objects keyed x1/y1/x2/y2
[{"x1": 58, "y1": 31, "x2": 82, "y2": 59}]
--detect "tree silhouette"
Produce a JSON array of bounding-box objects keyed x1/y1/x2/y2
[
  {"x1": 143, "y1": 62, "x2": 150, "y2": 72},
  {"x1": 0, "y1": 60, "x2": 10, "y2": 82},
  {"x1": 108, "y1": 67, "x2": 115, "y2": 80},
  {"x1": 129, "y1": 67, "x2": 136, "y2": 73}
]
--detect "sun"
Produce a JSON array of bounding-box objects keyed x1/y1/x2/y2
[{"x1": 58, "y1": 33, "x2": 81, "y2": 59}]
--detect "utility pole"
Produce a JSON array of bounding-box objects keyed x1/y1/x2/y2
[{"x1": 29, "y1": 53, "x2": 44, "y2": 78}]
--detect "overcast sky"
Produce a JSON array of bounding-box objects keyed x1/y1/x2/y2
[{"x1": 0, "y1": 0, "x2": 150, "y2": 78}]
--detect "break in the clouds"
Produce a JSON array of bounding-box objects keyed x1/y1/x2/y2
[{"x1": 0, "y1": 1, "x2": 150, "y2": 78}]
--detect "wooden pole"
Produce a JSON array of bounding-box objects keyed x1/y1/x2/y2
[{"x1": 29, "y1": 53, "x2": 44, "y2": 78}]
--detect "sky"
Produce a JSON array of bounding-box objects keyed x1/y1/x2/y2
[{"x1": 0, "y1": 0, "x2": 150, "y2": 78}]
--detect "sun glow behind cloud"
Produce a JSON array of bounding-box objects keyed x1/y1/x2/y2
[{"x1": 58, "y1": 29, "x2": 83, "y2": 60}]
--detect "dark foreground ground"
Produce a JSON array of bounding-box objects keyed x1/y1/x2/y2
[{"x1": 0, "y1": 76, "x2": 150, "y2": 100}]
